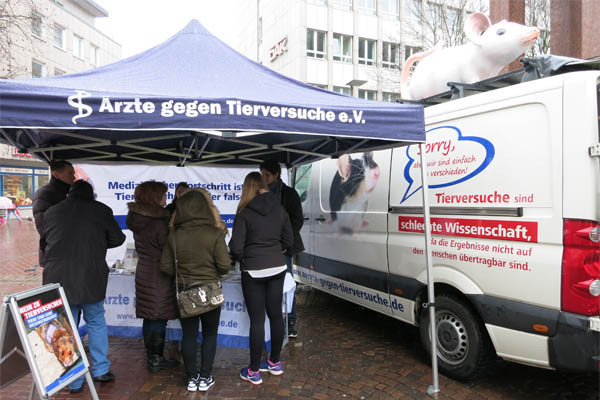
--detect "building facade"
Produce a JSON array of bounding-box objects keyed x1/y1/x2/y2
[
  {"x1": 0, "y1": 0, "x2": 122, "y2": 207},
  {"x1": 229, "y1": 0, "x2": 488, "y2": 102}
]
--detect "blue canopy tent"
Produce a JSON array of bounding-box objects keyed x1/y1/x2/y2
[
  {"x1": 0, "y1": 20, "x2": 424, "y2": 166},
  {"x1": 0, "y1": 20, "x2": 441, "y2": 394}
]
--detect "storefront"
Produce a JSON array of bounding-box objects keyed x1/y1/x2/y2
[{"x1": 0, "y1": 144, "x2": 49, "y2": 208}]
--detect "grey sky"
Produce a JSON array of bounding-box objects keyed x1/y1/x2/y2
[{"x1": 95, "y1": 0, "x2": 238, "y2": 58}]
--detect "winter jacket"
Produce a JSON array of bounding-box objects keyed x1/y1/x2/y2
[
  {"x1": 32, "y1": 177, "x2": 70, "y2": 267},
  {"x1": 42, "y1": 183, "x2": 125, "y2": 305},
  {"x1": 271, "y1": 179, "x2": 305, "y2": 255},
  {"x1": 160, "y1": 191, "x2": 231, "y2": 289},
  {"x1": 126, "y1": 202, "x2": 178, "y2": 321},
  {"x1": 229, "y1": 192, "x2": 294, "y2": 271}
]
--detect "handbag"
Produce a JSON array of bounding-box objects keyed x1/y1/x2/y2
[{"x1": 172, "y1": 231, "x2": 225, "y2": 318}]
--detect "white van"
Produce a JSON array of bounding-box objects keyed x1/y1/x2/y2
[{"x1": 291, "y1": 66, "x2": 600, "y2": 380}]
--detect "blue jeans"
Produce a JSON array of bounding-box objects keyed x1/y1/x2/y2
[
  {"x1": 69, "y1": 300, "x2": 110, "y2": 390},
  {"x1": 6, "y1": 209, "x2": 21, "y2": 221},
  {"x1": 285, "y1": 255, "x2": 297, "y2": 325}
]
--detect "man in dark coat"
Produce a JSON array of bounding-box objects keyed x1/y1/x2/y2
[
  {"x1": 41, "y1": 180, "x2": 125, "y2": 393},
  {"x1": 32, "y1": 160, "x2": 75, "y2": 268},
  {"x1": 260, "y1": 160, "x2": 305, "y2": 338}
]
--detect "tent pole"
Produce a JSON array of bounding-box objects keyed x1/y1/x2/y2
[{"x1": 419, "y1": 143, "x2": 440, "y2": 396}]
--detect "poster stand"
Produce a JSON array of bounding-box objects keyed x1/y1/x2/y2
[{"x1": 0, "y1": 284, "x2": 99, "y2": 399}]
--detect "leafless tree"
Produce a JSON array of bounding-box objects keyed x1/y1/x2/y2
[
  {"x1": 525, "y1": 0, "x2": 551, "y2": 57},
  {"x1": 0, "y1": 0, "x2": 48, "y2": 79},
  {"x1": 404, "y1": 0, "x2": 489, "y2": 50}
]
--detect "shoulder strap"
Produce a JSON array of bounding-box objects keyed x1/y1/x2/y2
[{"x1": 171, "y1": 230, "x2": 182, "y2": 295}]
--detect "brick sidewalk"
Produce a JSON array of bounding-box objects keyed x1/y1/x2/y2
[{"x1": 1, "y1": 222, "x2": 598, "y2": 399}]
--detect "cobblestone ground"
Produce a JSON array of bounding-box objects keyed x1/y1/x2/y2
[{"x1": 1, "y1": 222, "x2": 598, "y2": 399}]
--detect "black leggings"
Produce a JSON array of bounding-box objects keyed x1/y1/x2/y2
[
  {"x1": 179, "y1": 306, "x2": 221, "y2": 379},
  {"x1": 241, "y1": 271, "x2": 285, "y2": 371}
]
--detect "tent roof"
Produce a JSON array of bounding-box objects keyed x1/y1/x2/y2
[{"x1": 0, "y1": 20, "x2": 424, "y2": 166}]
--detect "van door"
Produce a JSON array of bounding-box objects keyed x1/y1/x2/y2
[
  {"x1": 292, "y1": 163, "x2": 314, "y2": 277},
  {"x1": 310, "y1": 151, "x2": 393, "y2": 315}
]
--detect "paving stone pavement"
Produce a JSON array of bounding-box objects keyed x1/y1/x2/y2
[{"x1": 1, "y1": 222, "x2": 598, "y2": 399}]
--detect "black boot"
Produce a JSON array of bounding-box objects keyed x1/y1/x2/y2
[
  {"x1": 148, "y1": 331, "x2": 178, "y2": 372},
  {"x1": 143, "y1": 331, "x2": 151, "y2": 359},
  {"x1": 158, "y1": 330, "x2": 178, "y2": 368}
]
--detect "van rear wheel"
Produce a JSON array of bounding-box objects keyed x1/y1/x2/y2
[{"x1": 419, "y1": 294, "x2": 492, "y2": 381}]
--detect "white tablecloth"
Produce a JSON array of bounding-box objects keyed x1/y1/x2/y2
[{"x1": 87, "y1": 272, "x2": 295, "y2": 349}]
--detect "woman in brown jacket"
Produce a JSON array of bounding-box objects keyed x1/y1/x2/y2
[
  {"x1": 126, "y1": 181, "x2": 178, "y2": 372},
  {"x1": 161, "y1": 188, "x2": 231, "y2": 392}
]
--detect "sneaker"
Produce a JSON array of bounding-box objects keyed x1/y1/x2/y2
[
  {"x1": 259, "y1": 359, "x2": 283, "y2": 376},
  {"x1": 240, "y1": 367, "x2": 263, "y2": 385},
  {"x1": 197, "y1": 375, "x2": 215, "y2": 392},
  {"x1": 187, "y1": 373, "x2": 200, "y2": 392},
  {"x1": 288, "y1": 323, "x2": 298, "y2": 338}
]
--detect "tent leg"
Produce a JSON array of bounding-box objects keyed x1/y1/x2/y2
[{"x1": 419, "y1": 143, "x2": 440, "y2": 396}]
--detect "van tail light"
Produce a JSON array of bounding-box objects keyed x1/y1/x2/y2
[{"x1": 561, "y1": 219, "x2": 600, "y2": 316}]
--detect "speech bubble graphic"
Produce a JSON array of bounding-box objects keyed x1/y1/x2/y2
[{"x1": 400, "y1": 125, "x2": 494, "y2": 203}]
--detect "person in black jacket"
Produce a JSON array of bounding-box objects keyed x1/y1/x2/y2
[
  {"x1": 41, "y1": 180, "x2": 125, "y2": 393},
  {"x1": 229, "y1": 172, "x2": 293, "y2": 385},
  {"x1": 32, "y1": 160, "x2": 75, "y2": 268},
  {"x1": 260, "y1": 160, "x2": 304, "y2": 338}
]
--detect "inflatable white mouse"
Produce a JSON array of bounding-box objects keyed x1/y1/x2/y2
[{"x1": 400, "y1": 13, "x2": 540, "y2": 100}]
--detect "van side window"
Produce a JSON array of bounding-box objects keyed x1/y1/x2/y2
[{"x1": 294, "y1": 164, "x2": 312, "y2": 203}]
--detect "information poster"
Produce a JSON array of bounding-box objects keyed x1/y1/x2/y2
[{"x1": 6, "y1": 284, "x2": 89, "y2": 397}]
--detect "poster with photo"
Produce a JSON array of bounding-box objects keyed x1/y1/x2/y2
[{"x1": 8, "y1": 284, "x2": 89, "y2": 397}]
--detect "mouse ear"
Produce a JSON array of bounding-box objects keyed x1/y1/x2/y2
[
  {"x1": 465, "y1": 12, "x2": 491, "y2": 46},
  {"x1": 337, "y1": 154, "x2": 352, "y2": 181}
]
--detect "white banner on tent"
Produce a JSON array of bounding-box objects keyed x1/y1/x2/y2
[{"x1": 73, "y1": 162, "x2": 287, "y2": 264}]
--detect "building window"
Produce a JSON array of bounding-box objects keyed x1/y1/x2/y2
[
  {"x1": 333, "y1": 86, "x2": 351, "y2": 95},
  {"x1": 359, "y1": 89, "x2": 376, "y2": 100},
  {"x1": 31, "y1": 60, "x2": 45, "y2": 78},
  {"x1": 358, "y1": 38, "x2": 376, "y2": 65},
  {"x1": 90, "y1": 44, "x2": 99, "y2": 66},
  {"x1": 381, "y1": 0, "x2": 399, "y2": 19},
  {"x1": 382, "y1": 42, "x2": 398, "y2": 68},
  {"x1": 53, "y1": 24, "x2": 65, "y2": 49},
  {"x1": 54, "y1": 68, "x2": 65, "y2": 76},
  {"x1": 404, "y1": 45, "x2": 422, "y2": 61},
  {"x1": 358, "y1": 0, "x2": 376, "y2": 15},
  {"x1": 333, "y1": 33, "x2": 352, "y2": 63},
  {"x1": 308, "y1": 0, "x2": 327, "y2": 5},
  {"x1": 332, "y1": 0, "x2": 352, "y2": 10},
  {"x1": 307, "y1": 29, "x2": 326, "y2": 59},
  {"x1": 73, "y1": 35, "x2": 84, "y2": 59},
  {"x1": 382, "y1": 92, "x2": 399, "y2": 102},
  {"x1": 2, "y1": 174, "x2": 33, "y2": 206},
  {"x1": 403, "y1": 0, "x2": 420, "y2": 22},
  {"x1": 31, "y1": 12, "x2": 44, "y2": 39}
]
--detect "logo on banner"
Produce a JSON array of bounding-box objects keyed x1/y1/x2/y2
[{"x1": 67, "y1": 90, "x2": 93, "y2": 124}]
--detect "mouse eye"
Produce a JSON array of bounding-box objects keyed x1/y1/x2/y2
[{"x1": 496, "y1": 28, "x2": 506, "y2": 35}]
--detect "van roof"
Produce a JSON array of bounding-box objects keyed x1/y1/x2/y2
[{"x1": 399, "y1": 55, "x2": 600, "y2": 107}]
